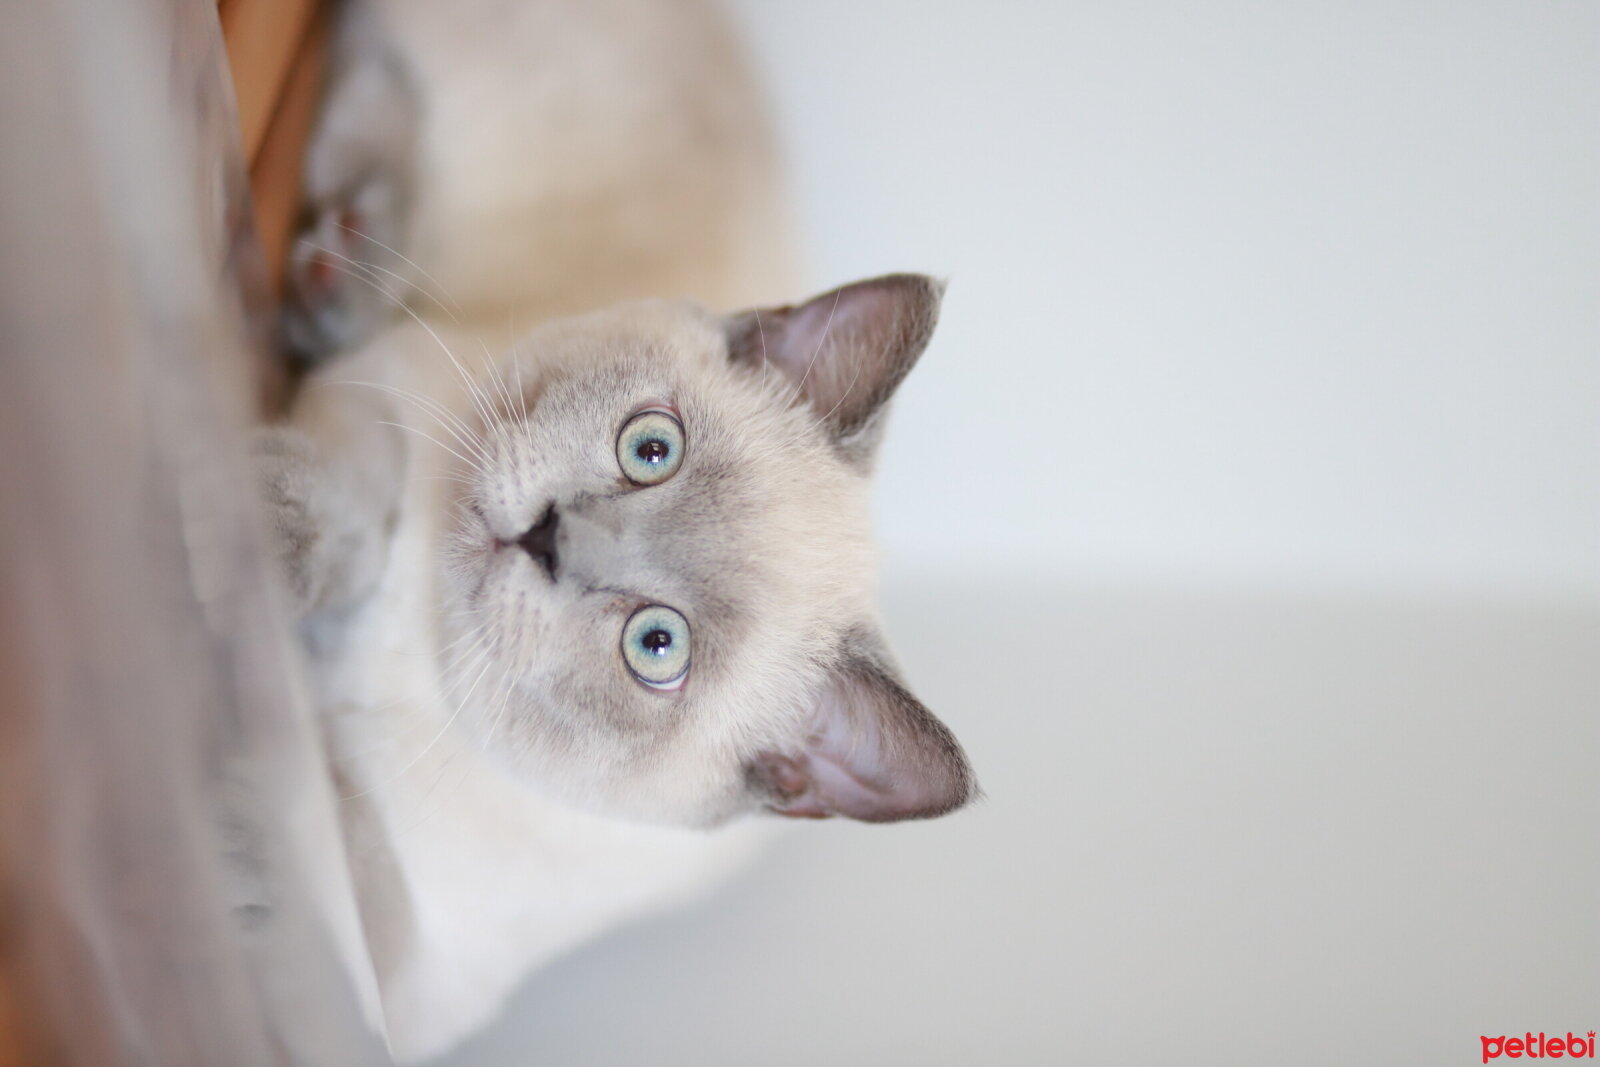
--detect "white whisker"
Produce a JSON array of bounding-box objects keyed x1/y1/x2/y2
[
  {"x1": 812, "y1": 352, "x2": 865, "y2": 433},
  {"x1": 757, "y1": 309, "x2": 770, "y2": 390},
  {"x1": 476, "y1": 336, "x2": 522, "y2": 448},
  {"x1": 338, "y1": 646, "x2": 498, "y2": 802},
  {"x1": 334, "y1": 219, "x2": 464, "y2": 317},
  {"x1": 323, "y1": 378, "x2": 495, "y2": 470},
  {"x1": 398, "y1": 661, "x2": 519, "y2": 838},
  {"x1": 790, "y1": 290, "x2": 841, "y2": 406},
  {"x1": 306, "y1": 241, "x2": 455, "y2": 323},
  {"x1": 376, "y1": 420, "x2": 488, "y2": 476},
  {"x1": 317, "y1": 258, "x2": 503, "y2": 442}
]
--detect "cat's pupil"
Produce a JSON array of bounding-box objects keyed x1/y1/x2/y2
[
  {"x1": 636, "y1": 439, "x2": 669, "y2": 465},
  {"x1": 641, "y1": 629, "x2": 672, "y2": 654}
]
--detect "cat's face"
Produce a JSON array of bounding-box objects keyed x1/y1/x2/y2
[{"x1": 441, "y1": 276, "x2": 975, "y2": 827}]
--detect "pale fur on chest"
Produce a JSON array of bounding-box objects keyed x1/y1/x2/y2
[{"x1": 301, "y1": 328, "x2": 772, "y2": 1061}]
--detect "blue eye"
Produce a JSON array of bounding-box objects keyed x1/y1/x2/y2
[
  {"x1": 621, "y1": 604, "x2": 690, "y2": 690},
  {"x1": 616, "y1": 408, "x2": 685, "y2": 486}
]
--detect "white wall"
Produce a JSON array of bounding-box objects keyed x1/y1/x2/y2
[{"x1": 729, "y1": 0, "x2": 1600, "y2": 600}]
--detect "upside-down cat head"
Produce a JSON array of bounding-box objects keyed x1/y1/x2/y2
[{"x1": 441, "y1": 274, "x2": 977, "y2": 827}]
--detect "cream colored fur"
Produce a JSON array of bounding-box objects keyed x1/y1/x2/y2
[
  {"x1": 267, "y1": 2, "x2": 973, "y2": 1060},
  {"x1": 352, "y1": 0, "x2": 797, "y2": 321},
  {"x1": 292, "y1": 319, "x2": 783, "y2": 1060}
]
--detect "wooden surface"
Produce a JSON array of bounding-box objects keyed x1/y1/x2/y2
[
  {"x1": 248, "y1": 7, "x2": 329, "y2": 298},
  {"x1": 222, "y1": 0, "x2": 329, "y2": 300},
  {"x1": 0, "y1": 1, "x2": 387, "y2": 1063},
  {"x1": 220, "y1": 0, "x2": 321, "y2": 164},
  {"x1": 216, "y1": 0, "x2": 331, "y2": 409}
]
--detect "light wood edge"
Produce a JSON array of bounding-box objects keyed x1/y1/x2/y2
[
  {"x1": 251, "y1": 6, "x2": 329, "y2": 297},
  {"x1": 220, "y1": 0, "x2": 319, "y2": 163}
]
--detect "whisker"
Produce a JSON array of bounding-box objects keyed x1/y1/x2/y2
[
  {"x1": 333, "y1": 219, "x2": 464, "y2": 317},
  {"x1": 317, "y1": 259, "x2": 503, "y2": 442},
  {"x1": 757, "y1": 309, "x2": 770, "y2": 390},
  {"x1": 811, "y1": 352, "x2": 865, "y2": 433},
  {"x1": 513, "y1": 345, "x2": 529, "y2": 423},
  {"x1": 304, "y1": 241, "x2": 454, "y2": 323},
  {"x1": 333, "y1": 622, "x2": 490, "y2": 765},
  {"x1": 434, "y1": 619, "x2": 493, "y2": 677},
  {"x1": 338, "y1": 646, "x2": 498, "y2": 801},
  {"x1": 501, "y1": 307, "x2": 532, "y2": 433},
  {"x1": 398, "y1": 660, "x2": 518, "y2": 838},
  {"x1": 323, "y1": 377, "x2": 494, "y2": 471},
  {"x1": 789, "y1": 289, "x2": 841, "y2": 405},
  {"x1": 476, "y1": 336, "x2": 521, "y2": 437},
  {"x1": 375, "y1": 420, "x2": 488, "y2": 476}
]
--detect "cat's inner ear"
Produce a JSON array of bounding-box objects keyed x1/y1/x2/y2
[
  {"x1": 748, "y1": 643, "x2": 977, "y2": 823},
  {"x1": 724, "y1": 274, "x2": 944, "y2": 449}
]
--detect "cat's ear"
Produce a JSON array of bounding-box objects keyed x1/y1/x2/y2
[
  {"x1": 724, "y1": 274, "x2": 944, "y2": 456},
  {"x1": 748, "y1": 642, "x2": 977, "y2": 823}
]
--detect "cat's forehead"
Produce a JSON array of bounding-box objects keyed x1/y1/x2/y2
[
  {"x1": 525, "y1": 297, "x2": 728, "y2": 372},
  {"x1": 517, "y1": 297, "x2": 850, "y2": 494}
]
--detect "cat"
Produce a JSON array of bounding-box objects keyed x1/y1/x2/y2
[{"x1": 260, "y1": 0, "x2": 978, "y2": 1059}]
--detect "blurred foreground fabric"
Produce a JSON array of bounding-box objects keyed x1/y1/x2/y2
[{"x1": 0, "y1": 2, "x2": 384, "y2": 1062}]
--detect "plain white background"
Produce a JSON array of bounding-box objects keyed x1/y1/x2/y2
[
  {"x1": 750, "y1": 0, "x2": 1599, "y2": 601},
  {"x1": 445, "y1": 4, "x2": 1598, "y2": 1064}
]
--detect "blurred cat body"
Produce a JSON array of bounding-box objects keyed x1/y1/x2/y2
[{"x1": 269, "y1": 1, "x2": 975, "y2": 1060}]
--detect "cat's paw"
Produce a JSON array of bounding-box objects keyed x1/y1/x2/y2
[
  {"x1": 255, "y1": 426, "x2": 394, "y2": 618},
  {"x1": 256, "y1": 426, "x2": 334, "y2": 610}
]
